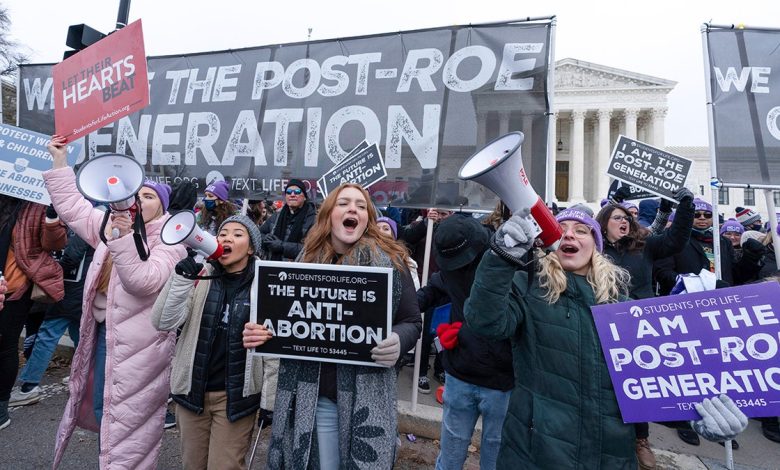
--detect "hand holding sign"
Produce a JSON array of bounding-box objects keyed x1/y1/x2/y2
[
  {"x1": 371, "y1": 332, "x2": 400, "y2": 367},
  {"x1": 47, "y1": 135, "x2": 69, "y2": 169},
  {"x1": 243, "y1": 322, "x2": 274, "y2": 349},
  {"x1": 691, "y1": 395, "x2": 748, "y2": 442}
]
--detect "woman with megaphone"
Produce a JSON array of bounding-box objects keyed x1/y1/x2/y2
[
  {"x1": 45, "y1": 135, "x2": 187, "y2": 469},
  {"x1": 151, "y1": 214, "x2": 279, "y2": 469},
  {"x1": 464, "y1": 208, "x2": 748, "y2": 469}
]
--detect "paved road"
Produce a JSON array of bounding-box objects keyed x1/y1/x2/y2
[
  {"x1": 0, "y1": 363, "x2": 476, "y2": 469},
  {"x1": 2, "y1": 358, "x2": 778, "y2": 469}
]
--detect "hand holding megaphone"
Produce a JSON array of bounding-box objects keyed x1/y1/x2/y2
[
  {"x1": 161, "y1": 210, "x2": 224, "y2": 260},
  {"x1": 109, "y1": 212, "x2": 133, "y2": 239}
]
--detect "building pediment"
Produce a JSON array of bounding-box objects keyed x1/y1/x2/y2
[{"x1": 555, "y1": 58, "x2": 676, "y2": 90}]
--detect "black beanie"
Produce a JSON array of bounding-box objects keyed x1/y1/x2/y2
[{"x1": 285, "y1": 179, "x2": 308, "y2": 199}]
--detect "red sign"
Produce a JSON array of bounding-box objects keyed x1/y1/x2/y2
[{"x1": 52, "y1": 19, "x2": 149, "y2": 142}]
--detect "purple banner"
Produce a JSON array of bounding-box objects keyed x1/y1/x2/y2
[{"x1": 591, "y1": 282, "x2": 780, "y2": 423}]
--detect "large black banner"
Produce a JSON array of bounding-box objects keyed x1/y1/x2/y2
[
  {"x1": 706, "y1": 26, "x2": 780, "y2": 186},
  {"x1": 18, "y1": 20, "x2": 553, "y2": 208},
  {"x1": 250, "y1": 261, "x2": 392, "y2": 367}
]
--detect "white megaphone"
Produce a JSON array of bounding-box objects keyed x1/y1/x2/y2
[
  {"x1": 76, "y1": 153, "x2": 145, "y2": 211},
  {"x1": 161, "y1": 210, "x2": 224, "y2": 260},
  {"x1": 458, "y1": 132, "x2": 563, "y2": 251}
]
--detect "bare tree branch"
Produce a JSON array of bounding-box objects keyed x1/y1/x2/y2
[{"x1": 0, "y1": 4, "x2": 30, "y2": 78}]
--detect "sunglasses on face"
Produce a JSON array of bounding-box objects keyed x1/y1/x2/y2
[
  {"x1": 610, "y1": 215, "x2": 633, "y2": 223},
  {"x1": 694, "y1": 211, "x2": 713, "y2": 219},
  {"x1": 285, "y1": 188, "x2": 303, "y2": 195}
]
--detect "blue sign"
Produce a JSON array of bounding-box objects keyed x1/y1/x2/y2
[{"x1": 0, "y1": 123, "x2": 82, "y2": 204}]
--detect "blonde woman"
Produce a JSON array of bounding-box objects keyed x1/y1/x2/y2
[{"x1": 465, "y1": 208, "x2": 748, "y2": 469}]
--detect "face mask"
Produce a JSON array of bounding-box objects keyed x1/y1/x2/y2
[{"x1": 204, "y1": 199, "x2": 217, "y2": 210}]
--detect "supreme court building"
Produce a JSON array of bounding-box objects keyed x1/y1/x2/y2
[{"x1": 514, "y1": 58, "x2": 775, "y2": 217}]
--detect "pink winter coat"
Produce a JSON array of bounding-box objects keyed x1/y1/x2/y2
[{"x1": 43, "y1": 167, "x2": 186, "y2": 469}]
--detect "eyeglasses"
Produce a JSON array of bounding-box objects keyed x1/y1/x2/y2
[
  {"x1": 694, "y1": 211, "x2": 712, "y2": 219},
  {"x1": 285, "y1": 188, "x2": 303, "y2": 196},
  {"x1": 561, "y1": 224, "x2": 592, "y2": 239},
  {"x1": 610, "y1": 215, "x2": 633, "y2": 223}
]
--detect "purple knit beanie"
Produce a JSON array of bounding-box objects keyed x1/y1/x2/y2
[
  {"x1": 720, "y1": 218, "x2": 745, "y2": 236},
  {"x1": 376, "y1": 216, "x2": 398, "y2": 239},
  {"x1": 205, "y1": 180, "x2": 230, "y2": 201},
  {"x1": 142, "y1": 180, "x2": 171, "y2": 212},
  {"x1": 556, "y1": 209, "x2": 603, "y2": 252}
]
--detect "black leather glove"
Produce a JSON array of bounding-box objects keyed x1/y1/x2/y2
[
  {"x1": 46, "y1": 204, "x2": 58, "y2": 219},
  {"x1": 610, "y1": 186, "x2": 632, "y2": 204},
  {"x1": 741, "y1": 238, "x2": 765, "y2": 263},
  {"x1": 175, "y1": 255, "x2": 204, "y2": 279},
  {"x1": 258, "y1": 409, "x2": 273, "y2": 429},
  {"x1": 261, "y1": 234, "x2": 278, "y2": 251}
]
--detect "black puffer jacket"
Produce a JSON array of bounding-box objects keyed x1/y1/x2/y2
[
  {"x1": 604, "y1": 198, "x2": 693, "y2": 299},
  {"x1": 654, "y1": 234, "x2": 761, "y2": 295},
  {"x1": 44, "y1": 230, "x2": 94, "y2": 322},
  {"x1": 418, "y1": 262, "x2": 514, "y2": 391},
  {"x1": 172, "y1": 264, "x2": 260, "y2": 422}
]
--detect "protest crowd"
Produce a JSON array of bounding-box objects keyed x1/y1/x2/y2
[{"x1": 0, "y1": 134, "x2": 776, "y2": 470}]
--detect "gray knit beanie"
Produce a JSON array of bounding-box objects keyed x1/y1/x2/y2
[{"x1": 218, "y1": 214, "x2": 262, "y2": 255}]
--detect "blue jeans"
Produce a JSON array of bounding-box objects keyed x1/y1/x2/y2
[
  {"x1": 435, "y1": 373, "x2": 511, "y2": 470},
  {"x1": 316, "y1": 397, "x2": 339, "y2": 470},
  {"x1": 93, "y1": 322, "x2": 107, "y2": 426},
  {"x1": 19, "y1": 317, "x2": 80, "y2": 385}
]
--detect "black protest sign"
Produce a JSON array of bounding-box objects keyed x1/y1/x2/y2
[
  {"x1": 18, "y1": 20, "x2": 554, "y2": 207},
  {"x1": 317, "y1": 143, "x2": 387, "y2": 197},
  {"x1": 607, "y1": 179, "x2": 655, "y2": 201},
  {"x1": 250, "y1": 260, "x2": 392, "y2": 367},
  {"x1": 607, "y1": 136, "x2": 692, "y2": 201},
  {"x1": 316, "y1": 141, "x2": 368, "y2": 196}
]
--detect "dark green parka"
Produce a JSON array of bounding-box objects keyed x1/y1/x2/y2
[{"x1": 464, "y1": 251, "x2": 636, "y2": 470}]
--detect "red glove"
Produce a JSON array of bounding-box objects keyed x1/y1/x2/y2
[{"x1": 436, "y1": 322, "x2": 462, "y2": 350}]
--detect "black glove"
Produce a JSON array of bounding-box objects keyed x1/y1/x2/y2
[
  {"x1": 268, "y1": 238, "x2": 284, "y2": 253},
  {"x1": 46, "y1": 204, "x2": 58, "y2": 219},
  {"x1": 261, "y1": 234, "x2": 278, "y2": 251},
  {"x1": 660, "y1": 188, "x2": 695, "y2": 213},
  {"x1": 175, "y1": 255, "x2": 204, "y2": 279},
  {"x1": 674, "y1": 187, "x2": 694, "y2": 204},
  {"x1": 741, "y1": 238, "x2": 765, "y2": 263},
  {"x1": 659, "y1": 197, "x2": 675, "y2": 214},
  {"x1": 258, "y1": 409, "x2": 273, "y2": 429},
  {"x1": 610, "y1": 186, "x2": 632, "y2": 204}
]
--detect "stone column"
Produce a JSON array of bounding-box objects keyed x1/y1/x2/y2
[
  {"x1": 547, "y1": 114, "x2": 558, "y2": 202},
  {"x1": 597, "y1": 108, "x2": 612, "y2": 199},
  {"x1": 498, "y1": 111, "x2": 511, "y2": 136},
  {"x1": 569, "y1": 109, "x2": 586, "y2": 203},
  {"x1": 624, "y1": 107, "x2": 639, "y2": 140},
  {"x1": 522, "y1": 114, "x2": 534, "y2": 179},
  {"x1": 651, "y1": 107, "x2": 667, "y2": 147},
  {"x1": 476, "y1": 111, "x2": 487, "y2": 147}
]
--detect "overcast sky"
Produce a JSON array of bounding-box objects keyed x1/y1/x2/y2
[{"x1": 6, "y1": 0, "x2": 780, "y2": 146}]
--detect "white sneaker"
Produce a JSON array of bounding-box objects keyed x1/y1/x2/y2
[{"x1": 9, "y1": 386, "x2": 42, "y2": 406}]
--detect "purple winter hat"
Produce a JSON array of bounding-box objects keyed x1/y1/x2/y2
[
  {"x1": 693, "y1": 198, "x2": 713, "y2": 213},
  {"x1": 621, "y1": 201, "x2": 638, "y2": 213},
  {"x1": 556, "y1": 209, "x2": 603, "y2": 252},
  {"x1": 205, "y1": 180, "x2": 230, "y2": 201},
  {"x1": 720, "y1": 218, "x2": 745, "y2": 236},
  {"x1": 142, "y1": 180, "x2": 171, "y2": 212},
  {"x1": 376, "y1": 216, "x2": 398, "y2": 239}
]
